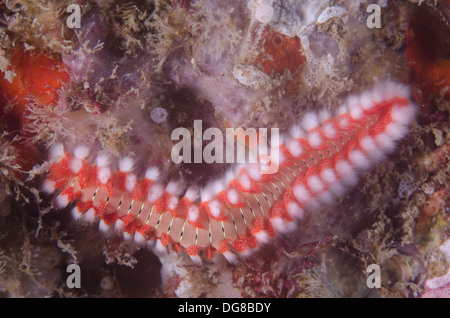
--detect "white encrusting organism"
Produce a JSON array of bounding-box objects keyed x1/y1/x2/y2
[
  {"x1": 150, "y1": 107, "x2": 168, "y2": 124},
  {"x1": 249, "y1": 0, "x2": 274, "y2": 24}
]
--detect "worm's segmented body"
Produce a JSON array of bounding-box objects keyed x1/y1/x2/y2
[{"x1": 43, "y1": 81, "x2": 416, "y2": 263}]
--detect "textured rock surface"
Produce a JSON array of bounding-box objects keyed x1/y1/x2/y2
[{"x1": 0, "y1": 0, "x2": 448, "y2": 298}]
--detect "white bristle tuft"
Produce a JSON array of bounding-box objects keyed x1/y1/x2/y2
[
  {"x1": 254, "y1": 230, "x2": 270, "y2": 244},
  {"x1": 286, "y1": 201, "x2": 305, "y2": 220},
  {"x1": 42, "y1": 179, "x2": 56, "y2": 194},
  {"x1": 167, "y1": 195, "x2": 179, "y2": 211},
  {"x1": 146, "y1": 239, "x2": 155, "y2": 249},
  {"x1": 258, "y1": 156, "x2": 270, "y2": 174},
  {"x1": 360, "y1": 135, "x2": 377, "y2": 154},
  {"x1": 286, "y1": 139, "x2": 303, "y2": 158},
  {"x1": 166, "y1": 180, "x2": 184, "y2": 196},
  {"x1": 396, "y1": 83, "x2": 411, "y2": 100},
  {"x1": 125, "y1": 174, "x2": 137, "y2": 192},
  {"x1": 223, "y1": 168, "x2": 236, "y2": 187},
  {"x1": 391, "y1": 104, "x2": 416, "y2": 125},
  {"x1": 271, "y1": 217, "x2": 297, "y2": 233},
  {"x1": 211, "y1": 179, "x2": 226, "y2": 196},
  {"x1": 320, "y1": 168, "x2": 337, "y2": 185},
  {"x1": 237, "y1": 174, "x2": 252, "y2": 191},
  {"x1": 208, "y1": 200, "x2": 223, "y2": 218},
  {"x1": 375, "y1": 132, "x2": 396, "y2": 153},
  {"x1": 304, "y1": 197, "x2": 321, "y2": 211},
  {"x1": 222, "y1": 251, "x2": 238, "y2": 264},
  {"x1": 348, "y1": 149, "x2": 371, "y2": 170},
  {"x1": 360, "y1": 136, "x2": 384, "y2": 162},
  {"x1": 346, "y1": 95, "x2": 360, "y2": 111},
  {"x1": 190, "y1": 255, "x2": 202, "y2": 265},
  {"x1": 119, "y1": 157, "x2": 134, "y2": 172},
  {"x1": 155, "y1": 239, "x2": 168, "y2": 254},
  {"x1": 301, "y1": 112, "x2": 319, "y2": 131},
  {"x1": 245, "y1": 163, "x2": 262, "y2": 181},
  {"x1": 371, "y1": 82, "x2": 390, "y2": 104},
  {"x1": 337, "y1": 103, "x2": 348, "y2": 116},
  {"x1": 369, "y1": 84, "x2": 383, "y2": 105},
  {"x1": 349, "y1": 103, "x2": 364, "y2": 120},
  {"x1": 98, "y1": 220, "x2": 111, "y2": 234},
  {"x1": 82, "y1": 207, "x2": 96, "y2": 224},
  {"x1": 134, "y1": 232, "x2": 147, "y2": 247},
  {"x1": 328, "y1": 181, "x2": 345, "y2": 197},
  {"x1": 335, "y1": 159, "x2": 358, "y2": 185},
  {"x1": 384, "y1": 81, "x2": 410, "y2": 101},
  {"x1": 201, "y1": 187, "x2": 215, "y2": 202},
  {"x1": 145, "y1": 166, "x2": 160, "y2": 181},
  {"x1": 49, "y1": 143, "x2": 64, "y2": 160},
  {"x1": 147, "y1": 184, "x2": 164, "y2": 202},
  {"x1": 71, "y1": 206, "x2": 81, "y2": 220},
  {"x1": 339, "y1": 116, "x2": 350, "y2": 129},
  {"x1": 184, "y1": 186, "x2": 200, "y2": 202},
  {"x1": 276, "y1": 148, "x2": 287, "y2": 167},
  {"x1": 293, "y1": 184, "x2": 310, "y2": 203},
  {"x1": 99, "y1": 219, "x2": 112, "y2": 234},
  {"x1": 318, "y1": 109, "x2": 331, "y2": 123},
  {"x1": 307, "y1": 131, "x2": 322, "y2": 149},
  {"x1": 289, "y1": 125, "x2": 305, "y2": 139},
  {"x1": 123, "y1": 231, "x2": 134, "y2": 241},
  {"x1": 270, "y1": 217, "x2": 287, "y2": 233},
  {"x1": 226, "y1": 189, "x2": 240, "y2": 205},
  {"x1": 238, "y1": 248, "x2": 255, "y2": 258},
  {"x1": 74, "y1": 145, "x2": 90, "y2": 160},
  {"x1": 97, "y1": 167, "x2": 111, "y2": 184},
  {"x1": 384, "y1": 122, "x2": 408, "y2": 140},
  {"x1": 56, "y1": 194, "x2": 69, "y2": 208},
  {"x1": 322, "y1": 122, "x2": 337, "y2": 139},
  {"x1": 70, "y1": 158, "x2": 83, "y2": 174},
  {"x1": 233, "y1": 163, "x2": 245, "y2": 178},
  {"x1": 188, "y1": 205, "x2": 200, "y2": 223},
  {"x1": 307, "y1": 175, "x2": 324, "y2": 193},
  {"x1": 114, "y1": 219, "x2": 124, "y2": 235},
  {"x1": 317, "y1": 190, "x2": 335, "y2": 205},
  {"x1": 96, "y1": 154, "x2": 109, "y2": 168},
  {"x1": 358, "y1": 91, "x2": 374, "y2": 111}
]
